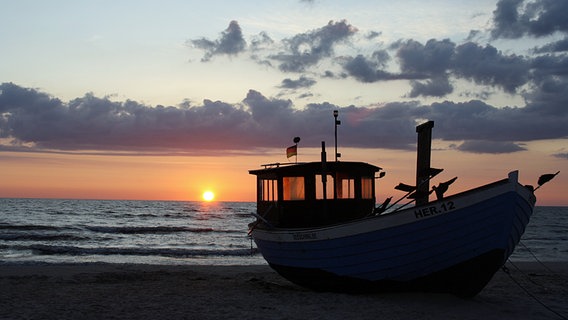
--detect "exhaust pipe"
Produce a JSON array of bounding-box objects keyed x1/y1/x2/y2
[{"x1": 415, "y1": 121, "x2": 434, "y2": 206}]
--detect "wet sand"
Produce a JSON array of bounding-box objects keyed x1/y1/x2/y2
[{"x1": 1, "y1": 262, "x2": 567, "y2": 320}]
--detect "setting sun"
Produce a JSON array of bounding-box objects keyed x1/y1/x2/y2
[{"x1": 202, "y1": 190, "x2": 215, "y2": 202}]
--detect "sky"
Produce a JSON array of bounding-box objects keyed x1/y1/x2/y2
[{"x1": 1, "y1": 0, "x2": 567, "y2": 204}]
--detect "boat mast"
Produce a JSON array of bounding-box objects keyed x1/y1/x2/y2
[
  {"x1": 321, "y1": 141, "x2": 328, "y2": 218},
  {"x1": 416, "y1": 121, "x2": 434, "y2": 206}
]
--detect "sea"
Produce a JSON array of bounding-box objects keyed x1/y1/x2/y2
[{"x1": 0, "y1": 198, "x2": 567, "y2": 266}]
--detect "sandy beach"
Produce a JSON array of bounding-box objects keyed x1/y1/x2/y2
[{"x1": 1, "y1": 262, "x2": 567, "y2": 320}]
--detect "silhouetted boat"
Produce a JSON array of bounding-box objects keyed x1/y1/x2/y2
[{"x1": 248, "y1": 116, "x2": 555, "y2": 297}]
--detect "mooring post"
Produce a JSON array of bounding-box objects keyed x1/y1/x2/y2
[{"x1": 416, "y1": 121, "x2": 434, "y2": 206}]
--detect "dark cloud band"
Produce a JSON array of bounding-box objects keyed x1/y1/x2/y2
[{"x1": 1, "y1": 83, "x2": 566, "y2": 155}]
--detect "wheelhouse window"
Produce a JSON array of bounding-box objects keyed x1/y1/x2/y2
[
  {"x1": 260, "y1": 178, "x2": 278, "y2": 202},
  {"x1": 283, "y1": 176, "x2": 305, "y2": 200},
  {"x1": 336, "y1": 173, "x2": 355, "y2": 199},
  {"x1": 361, "y1": 177, "x2": 373, "y2": 199},
  {"x1": 316, "y1": 174, "x2": 334, "y2": 200}
]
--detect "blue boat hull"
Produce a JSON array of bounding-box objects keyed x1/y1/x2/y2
[
  {"x1": 251, "y1": 172, "x2": 536, "y2": 297},
  {"x1": 268, "y1": 249, "x2": 504, "y2": 297}
]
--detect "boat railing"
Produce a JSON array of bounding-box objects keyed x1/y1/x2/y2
[{"x1": 260, "y1": 162, "x2": 305, "y2": 169}]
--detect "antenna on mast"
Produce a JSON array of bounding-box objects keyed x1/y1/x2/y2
[
  {"x1": 333, "y1": 110, "x2": 341, "y2": 162},
  {"x1": 293, "y1": 137, "x2": 300, "y2": 163}
]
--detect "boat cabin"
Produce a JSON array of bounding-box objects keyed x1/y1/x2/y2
[{"x1": 249, "y1": 161, "x2": 382, "y2": 228}]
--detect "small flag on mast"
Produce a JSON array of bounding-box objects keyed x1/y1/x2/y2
[
  {"x1": 538, "y1": 171, "x2": 559, "y2": 187},
  {"x1": 534, "y1": 171, "x2": 559, "y2": 191},
  {"x1": 286, "y1": 145, "x2": 297, "y2": 158}
]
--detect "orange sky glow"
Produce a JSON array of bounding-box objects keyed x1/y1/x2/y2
[{"x1": 1, "y1": 144, "x2": 565, "y2": 206}]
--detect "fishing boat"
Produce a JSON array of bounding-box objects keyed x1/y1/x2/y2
[{"x1": 248, "y1": 113, "x2": 558, "y2": 297}]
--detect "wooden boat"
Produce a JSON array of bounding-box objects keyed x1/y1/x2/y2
[{"x1": 248, "y1": 116, "x2": 555, "y2": 297}]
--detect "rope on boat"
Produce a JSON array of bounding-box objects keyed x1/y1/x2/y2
[
  {"x1": 248, "y1": 204, "x2": 276, "y2": 235},
  {"x1": 518, "y1": 241, "x2": 568, "y2": 284},
  {"x1": 519, "y1": 242, "x2": 559, "y2": 277},
  {"x1": 503, "y1": 260, "x2": 568, "y2": 320}
]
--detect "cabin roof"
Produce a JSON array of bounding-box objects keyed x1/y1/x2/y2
[{"x1": 249, "y1": 161, "x2": 382, "y2": 177}]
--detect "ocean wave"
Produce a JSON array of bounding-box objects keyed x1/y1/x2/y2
[
  {"x1": 0, "y1": 224, "x2": 71, "y2": 232},
  {"x1": 234, "y1": 213, "x2": 254, "y2": 218},
  {"x1": 85, "y1": 226, "x2": 216, "y2": 234},
  {"x1": 22, "y1": 244, "x2": 258, "y2": 257},
  {"x1": 125, "y1": 213, "x2": 162, "y2": 218},
  {"x1": 47, "y1": 210, "x2": 65, "y2": 215},
  {"x1": 0, "y1": 233, "x2": 88, "y2": 242}
]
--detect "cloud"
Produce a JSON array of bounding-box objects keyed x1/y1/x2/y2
[
  {"x1": 342, "y1": 54, "x2": 423, "y2": 83},
  {"x1": 191, "y1": 19, "x2": 358, "y2": 75},
  {"x1": 532, "y1": 37, "x2": 568, "y2": 53},
  {"x1": 269, "y1": 20, "x2": 357, "y2": 72},
  {"x1": 456, "y1": 140, "x2": 527, "y2": 154},
  {"x1": 396, "y1": 39, "x2": 455, "y2": 76},
  {"x1": 0, "y1": 83, "x2": 254, "y2": 152},
  {"x1": 2, "y1": 83, "x2": 567, "y2": 155},
  {"x1": 366, "y1": 31, "x2": 381, "y2": 40},
  {"x1": 530, "y1": 54, "x2": 568, "y2": 78},
  {"x1": 187, "y1": 15, "x2": 557, "y2": 101},
  {"x1": 491, "y1": 0, "x2": 568, "y2": 39},
  {"x1": 343, "y1": 39, "x2": 531, "y2": 96},
  {"x1": 427, "y1": 99, "x2": 567, "y2": 143},
  {"x1": 350, "y1": 38, "x2": 459, "y2": 87},
  {"x1": 250, "y1": 31, "x2": 274, "y2": 51},
  {"x1": 190, "y1": 20, "x2": 246, "y2": 61},
  {"x1": 393, "y1": 38, "x2": 530, "y2": 94},
  {"x1": 491, "y1": 0, "x2": 568, "y2": 54},
  {"x1": 297, "y1": 92, "x2": 314, "y2": 99},
  {"x1": 452, "y1": 42, "x2": 530, "y2": 93},
  {"x1": 342, "y1": 54, "x2": 382, "y2": 82},
  {"x1": 408, "y1": 76, "x2": 453, "y2": 98},
  {"x1": 278, "y1": 76, "x2": 316, "y2": 89},
  {"x1": 525, "y1": 55, "x2": 568, "y2": 115}
]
